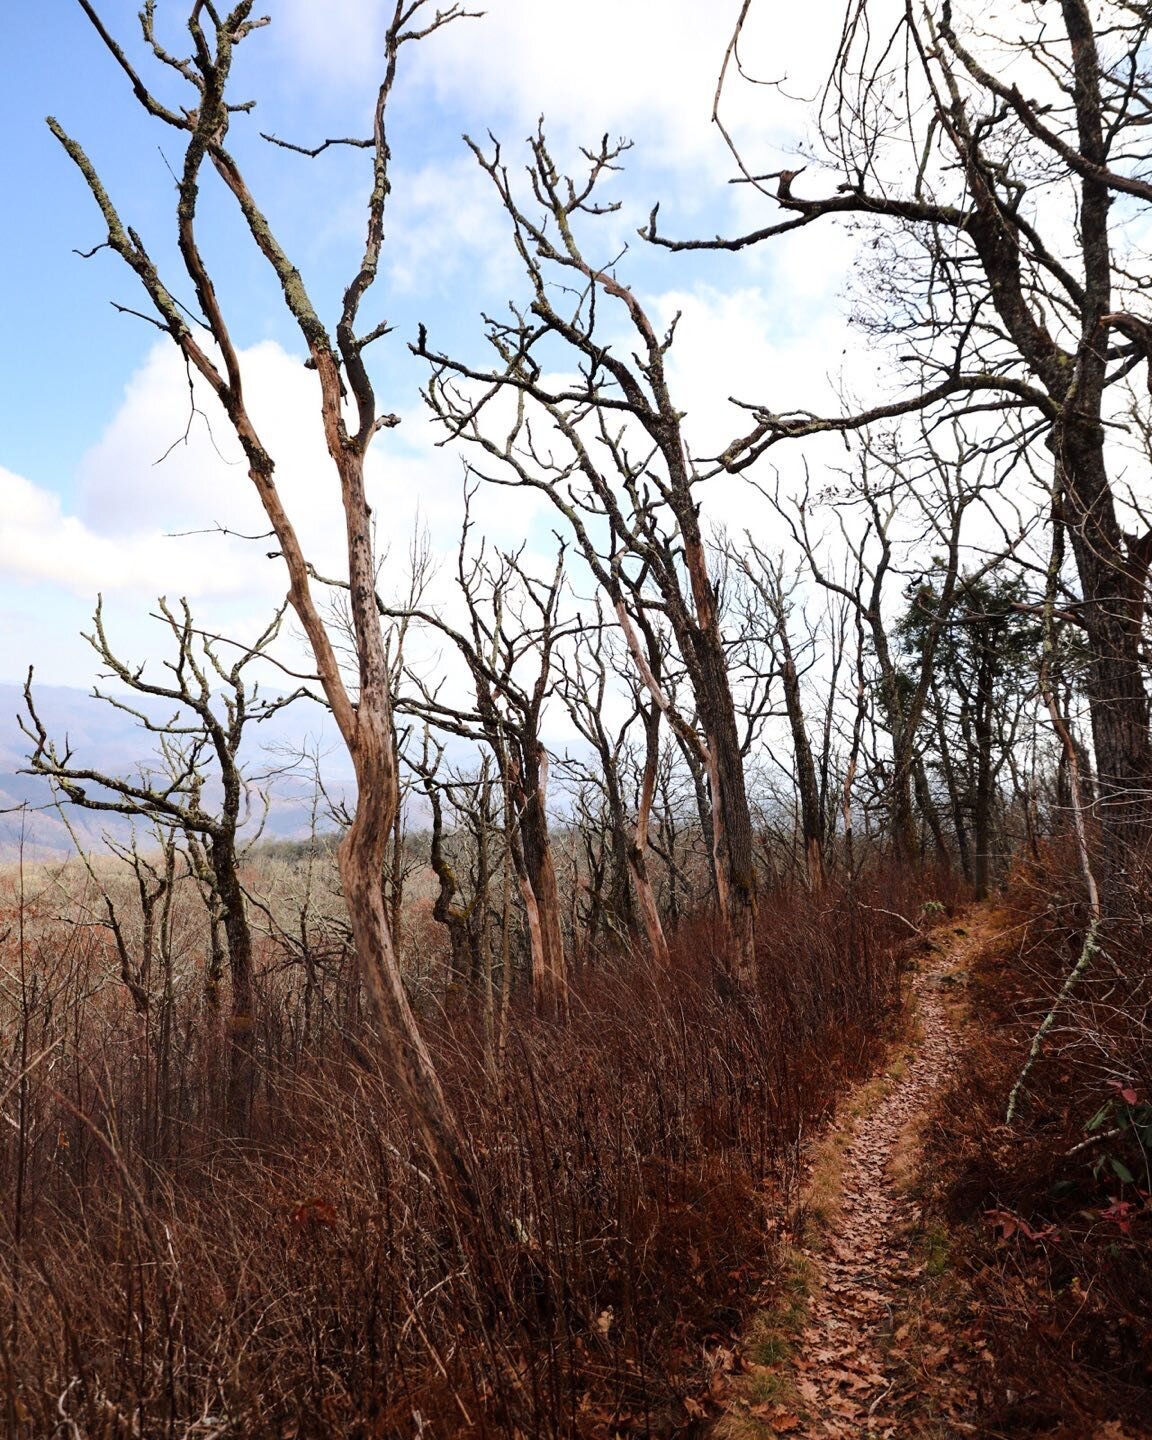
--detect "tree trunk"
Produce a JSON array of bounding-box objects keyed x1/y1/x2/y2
[
  {"x1": 517, "y1": 743, "x2": 568, "y2": 1021},
  {"x1": 779, "y1": 648, "x2": 825, "y2": 890},
  {"x1": 932, "y1": 681, "x2": 973, "y2": 885},
  {"x1": 628, "y1": 705, "x2": 670, "y2": 967},
  {"x1": 331, "y1": 444, "x2": 478, "y2": 1208},
  {"x1": 914, "y1": 758, "x2": 951, "y2": 870},
  {"x1": 1060, "y1": 434, "x2": 1152, "y2": 859},
  {"x1": 214, "y1": 836, "x2": 256, "y2": 1125},
  {"x1": 339, "y1": 744, "x2": 479, "y2": 1207},
  {"x1": 679, "y1": 520, "x2": 758, "y2": 981},
  {"x1": 702, "y1": 689, "x2": 758, "y2": 981},
  {"x1": 425, "y1": 780, "x2": 474, "y2": 984},
  {"x1": 972, "y1": 636, "x2": 997, "y2": 900}
]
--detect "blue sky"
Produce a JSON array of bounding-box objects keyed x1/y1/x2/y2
[{"x1": 0, "y1": 0, "x2": 858, "y2": 691}]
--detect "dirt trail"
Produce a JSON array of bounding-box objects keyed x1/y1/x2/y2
[{"x1": 718, "y1": 909, "x2": 998, "y2": 1439}]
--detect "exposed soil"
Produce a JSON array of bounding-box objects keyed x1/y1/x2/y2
[
  {"x1": 716, "y1": 906, "x2": 1152, "y2": 1440},
  {"x1": 716, "y1": 910, "x2": 999, "y2": 1438}
]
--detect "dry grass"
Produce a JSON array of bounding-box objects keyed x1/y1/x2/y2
[
  {"x1": 711, "y1": 1244, "x2": 814, "y2": 1439},
  {"x1": 0, "y1": 864, "x2": 939, "y2": 1437}
]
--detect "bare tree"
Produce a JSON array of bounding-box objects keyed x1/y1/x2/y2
[
  {"x1": 726, "y1": 545, "x2": 830, "y2": 889},
  {"x1": 763, "y1": 428, "x2": 1021, "y2": 865},
  {"x1": 408, "y1": 733, "x2": 496, "y2": 990},
  {"x1": 418, "y1": 129, "x2": 760, "y2": 980},
  {"x1": 650, "y1": 0, "x2": 1152, "y2": 858},
  {"x1": 392, "y1": 519, "x2": 573, "y2": 1020},
  {"x1": 555, "y1": 601, "x2": 671, "y2": 965},
  {"x1": 53, "y1": 1, "x2": 480, "y2": 1199},
  {"x1": 22, "y1": 598, "x2": 293, "y2": 1119},
  {"x1": 57, "y1": 822, "x2": 178, "y2": 1021},
  {"x1": 899, "y1": 566, "x2": 1042, "y2": 897}
]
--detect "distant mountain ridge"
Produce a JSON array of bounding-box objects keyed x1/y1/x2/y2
[{"x1": 0, "y1": 680, "x2": 355, "y2": 860}]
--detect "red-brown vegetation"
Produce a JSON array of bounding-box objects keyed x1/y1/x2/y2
[
  {"x1": 0, "y1": 866, "x2": 931, "y2": 1437},
  {"x1": 922, "y1": 842, "x2": 1152, "y2": 1436}
]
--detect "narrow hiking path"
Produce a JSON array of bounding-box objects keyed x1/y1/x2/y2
[{"x1": 717, "y1": 907, "x2": 1000, "y2": 1439}]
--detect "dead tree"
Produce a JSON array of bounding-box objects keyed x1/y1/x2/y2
[
  {"x1": 726, "y1": 546, "x2": 829, "y2": 889},
  {"x1": 406, "y1": 733, "x2": 497, "y2": 990},
  {"x1": 650, "y1": 0, "x2": 1152, "y2": 860},
  {"x1": 72, "y1": 826, "x2": 178, "y2": 1019},
  {"x1": 555, "y1": 610, "x2": 634, "y2": 948},
  {"x1": 240, "y1": 756, "x2": 356, "y2": 1058},
  {"x1": 55, "y1": 1, "x2": 480, "y2": 1200},
  {"x1": 556, "y1": 601, "x2": 672, "y2": 966},
  {"x1": 22, "y1": 598, "x2": 294, "y2": 1119},
  {"x1": 765, "y1": 428, "x2": 1023, "y2": 865},
  {"x1": 392, "y1": 524, "x2": 573, "y2": 1020},
  {"x1": 416, "y1": 129, "x2": 760, "y2": 982},
  {"x1": 899, "y1": 567, "x2": 1043, "y2": 897}
]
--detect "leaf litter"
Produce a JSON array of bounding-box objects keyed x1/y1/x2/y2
[{"x1": 715, "y1": 914, "x2": 1003, "y2": 1438}]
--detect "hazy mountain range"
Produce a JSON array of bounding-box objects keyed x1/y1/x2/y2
[{"x1": 0, "y1": 681, "x2": 358, "y2": 861}]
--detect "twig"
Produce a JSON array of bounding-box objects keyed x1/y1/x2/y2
[
  {"x1": 855, "y1": 903, "x2": 923, "y2": 937},
  {"x1": 1066, "y1": 1124, "x2": 1124, "y2": 1158},
  {"x1": 259, "y1": 132, "x2": 372, "y2": 156},
  {"x1": 1006, "y1": 502, "x2": 1101, "y2": 1124}
]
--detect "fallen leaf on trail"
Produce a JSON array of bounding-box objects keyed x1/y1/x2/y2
[{"x1": 708, "y1": 919, "x2": 995, "y2": 1440}]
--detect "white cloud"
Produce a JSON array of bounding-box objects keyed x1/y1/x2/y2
[
  {"x1": 650, "y1": 278, "x2": 867, "y2": 462},
  {"x1": 406, "y1": 0, "x2": 842, "y2": 175},
  {"x1": 274, "y1": 0, "x2": 389, "y2": 84},
  {"x1": 0, "y1": 335, "x2": 557, "y2": 685},
  {"x1": 386, "y1": 153, "x2": 521, "y2": 298},
  {"x1": 1, "y1": 464, "x2": 261, "y2": 600},
  {"x1": 272, "y1": 0, "x2": 845, "y2": 190},
  {"x1": 75, "y1": 340, "x2": 331, "y2": 558}
]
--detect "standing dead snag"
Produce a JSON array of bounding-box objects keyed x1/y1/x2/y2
[
  {"x1": 726, "y1": 545, "x2": 828, "y2": 890},
  {"x1": 22, "y1": 598, "x2": 290, "y2": 1123},
  {"x1": 408, "y1": 733, "x2": 494, "y2": 990},
  {"x1": 57, "y1": 820, "x2": 179, "y2": 1024},
  {"x1": 759, "y1": 428, "x2": 1022, "y2": 870},
  {"x1": 898, "y1": 566, "x2": 1041, "y2": 899},
  {"x1": 53, "y1": 1, "x2": 480, "y2": 1202},
  {"x1": 389, "y1": 521, "x2": 572, "y2": 1021},
  {"x1": 418, "y1": 129, "x2": 759, "y2": 982},
  {"x1": 555, "y1": 602, "x2": 670, "y2": 967}
]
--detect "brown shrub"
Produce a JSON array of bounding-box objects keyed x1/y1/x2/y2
[
  {"x1": 0, "y1": 869, "x2": 925, "y2": 1437},
  {"x1": 922, "y1": 839, "x2": 1152, "y2": 1436}
]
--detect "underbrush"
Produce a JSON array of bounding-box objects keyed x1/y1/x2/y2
[
  {"x1": 0, "y1": 870, "x2": 926, "y2": 1437},
  {"x1": 921, "y1": 840, "x2": 1152, "y2": 1436}
]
